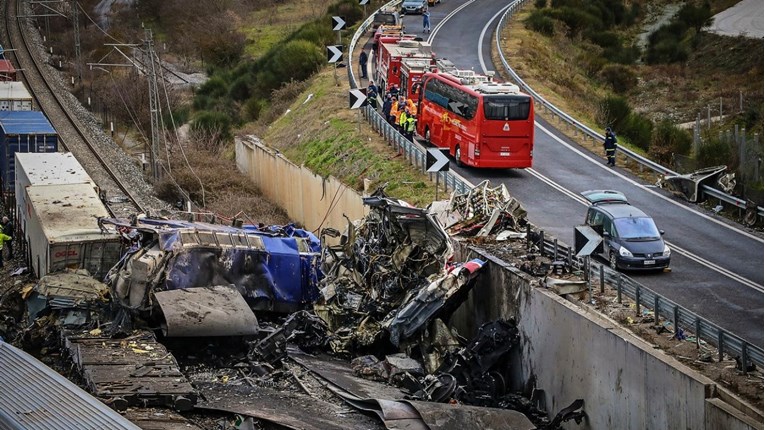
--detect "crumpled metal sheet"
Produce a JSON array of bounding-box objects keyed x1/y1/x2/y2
[
  {"x1": 432, "y1": 180, "x2": 527, "y2": 238},
  {"x1": 659, "y1": 165, "x2": 727, "y2": 202},
  {"x1": 154, "y1": 285, "x2": 259, "y2": 337},
  {"x1": 386, "y1": 259, "x2": 485, "y2": 346},
  {"x1": 316, "y1": 190, "x2": 456, "y2": 351}
]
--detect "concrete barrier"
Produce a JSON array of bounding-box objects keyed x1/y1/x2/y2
[
  {"x1": 450, "y1": 241, "x2": 762, "y2": 430},
  {"x1": 235, "y1": 136, "x2": 368, "y2": 233}
]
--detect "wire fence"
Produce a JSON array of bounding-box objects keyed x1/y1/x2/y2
[{"x1": 349, "y1": 0, "x2": 763, "y2": 371}]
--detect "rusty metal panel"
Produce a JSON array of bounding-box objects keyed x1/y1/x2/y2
[
  {"x1": 0, "y1": 339, "x2": 140, "y2": 430},
  {"x1": 63, "y1": 331, "x2": 197, "y2": 411},
  {"x1": 155, "y1": 286, "x2": 259, "y2": 337}
]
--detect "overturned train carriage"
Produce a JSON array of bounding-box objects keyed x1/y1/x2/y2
[{"x1": 102, "y1": 218, "x2": 322, "y2": 314}]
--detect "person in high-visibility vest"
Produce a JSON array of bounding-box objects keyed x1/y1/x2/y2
[
  {"x1": 398, "y1": 108, "x2": 409, "y2": 133},
  {"x1": 405, "y1": 112, "x2": 416, "y2": 142},
  {"x1": 405, "y1": 98, "x2": 417, "y2": 116}
]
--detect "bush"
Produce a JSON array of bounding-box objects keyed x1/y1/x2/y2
[
  {"x1": 550, "y1": 6, "x2": 603, "y2": 38},
  {"x1": 598, "y1": 95, "x2": 631, "y2": 130},
  {"x1": 191, "y1": 111, "x2": 232, "y2": 146},
  {"x1": 525, "y1": 10, "x2": 556, "y2": 36},
  {"x1": 289, "y1": 21, "x2": 336, "y2": 46},
  {"x1": 228, "y1": 76, "x2": 252, "y2": 102},
  {"x1": 578, "y1": 50, "x2": 608, "y2": 77},
  {"x1": 622, "y1": 113, "x2": 653, "y2": 151},
  {"x1": 649, "y1": 120, "x2": 692, "y2": 163},
  {"x1": 645, "y1": 35, "x2": 689, "y2": 64},
  {"x1": 535, "y1": 0, "x2": 547, "y2": 8},
  {"x1": 676, "y1": 2, "x2": 712, "y2": 32},
  {"x1": 599, "y1": 64, "x2": 637, "y2": 93},
  {"x1": 697, "y1": 138, "x2": 732, "y2": 167},
  {"x1": 327, "y1": 0, "x2": 363, "y2": 24},
  {"x1": 243, "y1": 97, "x2": 267, "y2": 121}
]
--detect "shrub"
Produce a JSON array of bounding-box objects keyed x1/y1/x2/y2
[
  {"x1": 228, "y1": 76, "x2": 252, "y2": 102},
  {"x1": 598, "y1": 95, "x2": 631, "y2": 130},
  {"x1": 676, "y1": 2, "x2": 713, "y2": 32},
  {"x1": 196, "y1": 76, "x2": 228, "y2": 99},
  {"x1": 550, "y1": 6, "x2": 603, "y2": 38},
  {"x1": 622, "y1": 113, "x2": 653, "y2": 151},
  {"x1": 289, "y1": 21, "x2": 336, "y2": 46},
  {"x1": 327, "y1": 0, "x2": 363, "y2": 24},
  {"x1": 525, "y1": 10, "x2": 556, "y2": 36},
  {"x1": 578, "y1": 50, "x2": 608, "y2": 77},
  {"x1": 645, "y1": 36, "x2": 689, "y2": 64},
  {"x1": 243, "y1": 97, "x2": 267, "y2": 121},
  {"x1": 191, "y1": 111, "x2": 232, "y2": 146},
  {"x1": 534, "y1": 0, "x2": 547, "y2": 8},
  {"x1": 649, "y1": 120, "x2": 692, "y2": 163},
  {"x1": 599, "y1": 64, "x2": 638, "y2": 93},
  {"x1": 697, "y1": 138, "x2": 732, "y2": 167}
]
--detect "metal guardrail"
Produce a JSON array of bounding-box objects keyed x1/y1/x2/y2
[
  {"x1": 534, "y1": 233, "x2": 764, "y2": 369},
  {"x1": 496, "y1": 0, "x2": 763, "y2": 219},
  {"x1": 348, "y1": 1, "x2": 762, "y2": 370}
]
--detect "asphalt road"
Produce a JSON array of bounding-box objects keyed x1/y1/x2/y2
[
  {"x1": 398, "y1": 0, "x2": 764, "y2": 346},
  {"x1": 707, "y1": 0, "x2": 764, "y2": 39}
]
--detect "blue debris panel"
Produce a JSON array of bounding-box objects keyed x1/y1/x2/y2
[
  {"x1": 101, "y1": 218, "x2": 322, "y2": 315},
  {"x1": 0, "y1": 111, "x2": 58, "y2": 191}
]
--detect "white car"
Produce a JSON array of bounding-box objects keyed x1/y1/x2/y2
[{"x1": 401, "y1": 0, "x2": 427, "y2": 14}]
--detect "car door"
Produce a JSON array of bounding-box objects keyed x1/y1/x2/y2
[
  {"x1": 586, "y1": 208, "x2": 607, "y2": 257},
  {"x1": 601, "y1": 215, "x2": 616, "y2": 259}
]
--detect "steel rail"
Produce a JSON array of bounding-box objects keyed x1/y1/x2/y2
[{"x1": 4, "y1": 0, "x2": 144, "y2": 216}]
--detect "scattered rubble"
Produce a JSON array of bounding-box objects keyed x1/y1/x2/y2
[{"x1": 3, "y1": 184, "x2": 591, "y2": 429}]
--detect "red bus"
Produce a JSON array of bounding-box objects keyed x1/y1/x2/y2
[{"x1": 416, "y1": 70, "x2": 534, "y2": 168}]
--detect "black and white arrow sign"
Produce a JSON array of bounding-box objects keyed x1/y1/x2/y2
[
  {"x1": 332, "y1": 16, "x2": 346, "y2": 31},
  {"x1": 426, "y1": 148, "x2": 450, "y2": 173},
  {"x1": 327, "y1": 45, "x2": 343, "y2": 63},
  {"x1": 349, "y1": 89, "x2": 368, "y2": 109},
  {"x1": 574, "y1": 225, "x2": 603, "y2": 257},
  {"x1": 359, "y1": 0, "x2": 370, "y2": 4}
]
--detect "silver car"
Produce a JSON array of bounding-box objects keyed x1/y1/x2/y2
[{"x1": 401, "y1": 0, "x2": 427, "y2": 14}]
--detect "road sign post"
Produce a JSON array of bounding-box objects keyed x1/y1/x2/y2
[
  {"x1": 360, "y1": 0, "x2": 369, "y2": 18},
  {"x1": 349, "y1": 88, "x2": 368, "y2": 132},
  {"x1": 426, "y1": 148, "x2": 449, "y2": 200},
  {"x1": 327, "y1": 44, "x2": 343, "y2": 85}
]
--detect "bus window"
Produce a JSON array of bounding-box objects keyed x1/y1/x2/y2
[{"x1": 484, "y1": 96, "x2": 531, "y2": 120}]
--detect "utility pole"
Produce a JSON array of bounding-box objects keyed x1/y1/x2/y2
[
  {"x1": 144, "y1": 29, "x2": 162, "y2": 181},
  {"x1": 70, "y1": 0, "x2": 82, "y2": 81}
]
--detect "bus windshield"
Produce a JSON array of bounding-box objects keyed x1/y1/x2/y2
[{"x1": 484, "y1": 96, "x2": 531, "y2": 120}]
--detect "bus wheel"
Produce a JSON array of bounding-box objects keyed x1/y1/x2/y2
[
  {"x1": 455, "y1": 145, "x2": 463, "y2": 167},
  {"x1": 424, "y1": 128, "x2": 431, "y2": 145}
]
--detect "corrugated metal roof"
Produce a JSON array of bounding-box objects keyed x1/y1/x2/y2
[
  {"x1": 26, "y1": 183, "x2": 115, "y2": 242},
  {"x1": 0, "y1": 82, "x2": 31, "y2": 101},
  {"x1": 0, "y1": 111, "x2": 56, "y2": 135},
  {"x1": 16, "y1": 152, "x2": 94, "y2": 186},
  {"x1": 0, "y1": 339, "x2": 140, "y2": 430}
]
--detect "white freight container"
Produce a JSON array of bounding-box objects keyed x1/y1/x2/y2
[
  {"x1": 15, "y1": 152, "x2": 96, "y2": 231},
  {"x1": 0, "y1": 81, "x2": 33, "y2": 111},
  {"x1": 24, "y1": 183, "x2": 121, "y2": 279}
]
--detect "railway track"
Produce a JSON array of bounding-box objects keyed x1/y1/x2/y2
[{"x1": 4, "y1": 0, "x2": 145, "y2": 216}]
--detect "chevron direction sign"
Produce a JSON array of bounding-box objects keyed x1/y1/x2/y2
[
  {"x1": 574, "y1": 225, "x2": 602, "y2": 257},
  {"x1": 332, "y1": 16, "x2": 346, "y2": 31},
  {"x1": 349, "y1": 89, "x2": 368, "y2": 109},
  {"x1": 426, "y1": 148, "x2": 450, "y2": 173},
  {"x1": 327, "y1": 45, "x2": 343, "y2": 63}
]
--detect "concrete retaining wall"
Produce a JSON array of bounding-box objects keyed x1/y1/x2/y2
[
  {"x1": 451, "y1": 242, "x2": 762, "y2": 430},
  {"x1": 235, "y1": 136, "x2": 367, "y2": 233}
]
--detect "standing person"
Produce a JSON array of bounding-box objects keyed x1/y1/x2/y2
[
  {"x1": 1, "y1": 216, "x2": 12, "y2": 260},
  {"x1": 603, "y1": 127, "x2": 618, "y2": 166},
  {"x1": 367, "y1": 84, "x2": 378, "y2": 109},
  {"x1": 423, "y1": 8, "x2": 431, "y2": 34},
  {"x1": 405, "y1": 113, "x2": 417, "y2": 141},
  {"x1": 382, "y1": 94, "x2": 394, "y2": 124},
  {"x1": 359, "y1": 50, "x2": 368, "y2": 79},
  {"x1": 0, "y1": 229, "x2": 11, "y2": 268},
  {"x1": 399, "y1": 108, "x2": 409, "y2": 133}
]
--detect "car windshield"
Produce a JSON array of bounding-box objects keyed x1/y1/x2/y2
[{"x1": 614, "y1": 217, "x2": 661, "y2": 240}]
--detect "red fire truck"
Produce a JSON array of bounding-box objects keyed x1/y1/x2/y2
[
  {"x1": 375, "y1": 38, "x2": 432, "y2": 95},
  {"x1": 416, "y1": 69, "x2": 535, "y2": 169}
]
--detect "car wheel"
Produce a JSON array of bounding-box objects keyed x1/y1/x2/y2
[
  {"x1": 455, "y1": 145, "x2": 463, "y2": 167},
  {"x1": 609, "y1": 251, "x2": 618, "y2": 270}
]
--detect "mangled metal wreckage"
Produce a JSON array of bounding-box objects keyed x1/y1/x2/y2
[
  {"x1": 316, "y1": 191, "x2": 486, "y2": 352},
  {"x1": 99, "y1": 218, "x2": 323, "y2": 335}
]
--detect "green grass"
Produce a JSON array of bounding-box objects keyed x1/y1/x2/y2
[{"x1": 263, "y1": 68, "x2": 438, "y2": 207}]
